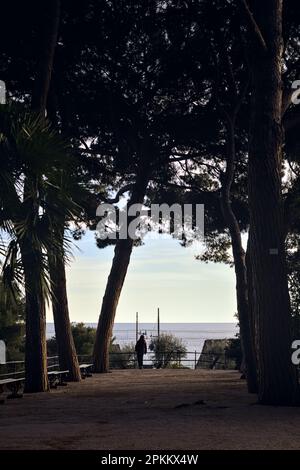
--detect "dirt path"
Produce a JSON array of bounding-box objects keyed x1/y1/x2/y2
[{"x1": 1, "y1": 369, "x2": 300, "y2": 450}]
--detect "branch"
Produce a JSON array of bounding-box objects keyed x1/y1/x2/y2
[
  {"x1": 282, "y1": 88, "x2": 296, "y2": 117},
  {"x1": 166, "y1": 182, "x2": 203, "y2": 192},
  {"x1": 169, "y1": 154, "x2": 203, "y2": 163},
  {"x1": 241, "y1": 0, "x2": 268, "y2": 52},
  {"x1": 79, "y1": 138, "x2": 90, "y2": 151},
  {"x1": 286, "y1": 158, "x2": 300, "y2": 179},
  {"x1": 169, "y1": 149, "x2": 207, "y2": 162},
  {"x1": 98, "y1": 184, "x2": 134, "y2": 204}
]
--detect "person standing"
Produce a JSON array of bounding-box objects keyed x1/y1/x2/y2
[{"x1": 135, "y1": 335, "x2": 147, "y2": 369}]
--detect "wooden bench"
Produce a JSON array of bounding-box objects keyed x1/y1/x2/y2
[
  {"x1": 0, "y1": 377, "x2": 24, "y2": 400},
  {"x1": 79, "y1": 364, "x2": 93, "y2": 378},
  {"x1": 48, "y1": 370, "x2": 69, "y2": 389},
  {"x1": 0, "y1": 369, "x2": 70, "y2": 401}
]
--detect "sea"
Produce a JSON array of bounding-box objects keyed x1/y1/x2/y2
[{"x1": 46, "y1": 322, "x2": 238, "y2": 368}]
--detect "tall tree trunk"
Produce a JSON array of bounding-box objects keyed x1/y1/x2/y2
[
  {"x1": 21, "y1": 242, "x2": 49, "y2": 393},
  {"x1": 48, "y1": 223, "x2": 81, "y2": 381},
  {"x1": 93, "y1": 170, "x2": 150, "y2": 373},
  {"x1": 46, "y1": 82, "x2": 81, "y2": 382},
  {"x1": 31, "y1": 0, "x2": 61, "y2": 114},
  {"x1": 247, "y1": 0, "x2": 299, "y2": 405},
  {"x1": 220, "y1": 118, "x2": 258, "y2": 393},
  {"x1": 245, "y1": 231, "x2": 258, "y2": 381},
  {"x1": 23, "y1": 0, "x2": 60, "y2": 393}
]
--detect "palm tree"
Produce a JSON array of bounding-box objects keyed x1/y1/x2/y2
[{"x1": 0, "y1": 104, "x2": 80, "y2": 392}]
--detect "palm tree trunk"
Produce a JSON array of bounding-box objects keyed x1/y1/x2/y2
[
  {"x1": 21, "y1": 243, "x2": 49, "y2": 393},
  {"x1": 247, "y1": 0, "x2": 299, "y2": 405},
  {"x1": 22, "y1": 0, "x2": 61, "y2": 392},
  {"x1": 93, "y1": 170, "x2": 150, "y2": 373},
  {"x1": 220, "y1": 118, "x2": 257, "y2": 393},
  {"x1": 48, "y1": 235, "x2": 81, "y2": 381}
]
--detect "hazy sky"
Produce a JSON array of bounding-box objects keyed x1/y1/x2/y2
[{"x1": 46, "y1": 230, "x2": 237, "y2": 324}]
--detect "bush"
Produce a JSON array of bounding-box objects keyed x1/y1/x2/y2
[
  {"x1": 224, "y1": 338, "x2": 242, "y2": 369},
  {"x1": 47, "y1": 322, "x2": 96, "y2": 358},
  {"x1": 109, "y1": 341, "x2": 135, "y2": 369},
  {"x1": 71, "y1": 323, "x2": 96, "y2": 356},
  {"x1": 0, "y1": 279, "x2": 25, "y2": 361},
  {"x1": 149, "y1": 333, "x2": 187, "y2": 368}
]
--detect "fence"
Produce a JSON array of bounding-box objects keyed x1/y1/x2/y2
[
  {"x1": 107, "y1": 350, "x2": 232, "y2": 369},
  {"x1": 0, "y1": 350, "x2": 236, "y2": 380}
]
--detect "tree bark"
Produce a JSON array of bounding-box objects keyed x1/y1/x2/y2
[
  {"x1": 21, "y1": 241, "x2": 49, "y2": 393},
  {"x1": 93, "y1": 169, "x2": 150, "y2": 373},
  {"x1": 220, "y1": 118, "x2": 258, "y2": 393},
  {"x1": 48, "y1": 226, "x2": 81, "y2": 381},
  {"x1": 46, "y1": 79, "x2": 81, "y2": 383},
  {"x1": 247, "y1": 0, "x2": 299, "y2": 405},
  {"x1": 245, "y1": 230, "x2": 258, "y2": 381},
  {"x1": 31, "y1": 0, "x2": 61, "y2": 114},
  {"x1": 23, "y1": 0, "x2": 61, "y2": 392}
]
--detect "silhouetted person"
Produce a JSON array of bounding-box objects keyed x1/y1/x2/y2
[{"x1": 135, "y1": 335, "x2": 147, "y2": 369}]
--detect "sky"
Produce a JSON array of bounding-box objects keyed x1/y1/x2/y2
[{"x1": 46, "y1": 230, "x2": 238, "y2": 324}]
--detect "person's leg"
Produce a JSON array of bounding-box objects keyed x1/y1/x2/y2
[{"x1": 137, "y1": 353, "x2": 143, "y2": 369}]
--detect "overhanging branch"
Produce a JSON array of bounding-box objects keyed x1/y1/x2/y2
[
  {"x1": 241, "y1": 0, "x2": 268, "y2": 52},
  {"x1": 98, "y1": 184, "x2": 134, "y2": 204}
]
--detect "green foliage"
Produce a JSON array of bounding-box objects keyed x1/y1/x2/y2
[
  {"x1": 224, "y1": 338, "x2": 242, "y2": 370},
  {"x1": 0, "y1": 276, "x2": 25, "y2": 360},
  {"x1": 109, "y1": 340, "x2": 135, "y2": 369},
  {"x1": 286, "y1": 234, "x2": 300, "y2": 337},
  {"x1": 47, "y1": 323, "x2": 96, "y2": 357},
  {"x1": 149, "y1": 333, "x2": 187, "y2": 368},
  {"x1": 0, "y1": 104, "x2": 82, "y2": 301},
  {"x1": 195, "y1": 231, "x2": 234, "y2": 266},
  {"x1": 71, "y1": 323, "x2": 96, "y2": 356},
  {"x1": 46, "y1": 336, "x2": 58, "y2": 357}
]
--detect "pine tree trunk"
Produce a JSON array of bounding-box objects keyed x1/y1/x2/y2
[
  {"x1": 93, "y1": 238, "x2": 135, "y2": 372},
  {"x1": 247, "y1": 0, "x2": 299, "y2": 405},
  {"x1": 245, "y1": 231, "x2": 258, "y2": 381},
  {"x1": 48, "y1": 232, "x2": 81, "y2": 382},
  {"x1": 31, "y1": 0, "x2": 61, "y2": 114},
  {"x1": 22, "y1": 244, "x2": 49, "y2": 393},
  {"x1": 93, "y1": 170, "x2": 150, "y2": 373},
  {"x1": 220, "y1": 119, "x2": 258, "y2": 393}
]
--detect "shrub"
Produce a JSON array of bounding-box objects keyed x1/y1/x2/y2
[
  {"x1": 110, "y1": 341, "x2": 135, "y2": 369},
  {"x1": 0, "y1": 278, "x2": 25, "y2": 361},
  {"x1": 224, "y1": 338, "x2": 242, "y2": 369},
  {"x1": 149, "y1": 333, "x2": 187, "y2": 368},
  {"x1": 47, "y1": 322, "x2": 96, "y2": 358}
]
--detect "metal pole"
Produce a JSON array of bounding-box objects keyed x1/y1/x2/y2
[
  {"x1": 157, "y1": 307, "x2": 160, "y2": 339},
  {"x1": 136, "y1": 312, "x2": 139, "y2": 343},
  {"x1": 194, "y1": 350, "x2": 197, "y2": 369}
]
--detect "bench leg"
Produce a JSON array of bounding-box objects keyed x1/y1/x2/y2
[
  {"x1": 49, "y1": 376, "x2": 59, "y2": 389},
  {"x1": 58, "y1": 374, "x2": 68, "y2": 386},
  {"x1": 7, "y1": 382, "x2": 23, "y2": 399},
  {"x1": 0, "y1": 385, "x2": 5, "y2": 404},
  {"x1": 81, "y1": 368, "x2": 92, "y2": 379}
]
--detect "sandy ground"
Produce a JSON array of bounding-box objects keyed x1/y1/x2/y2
[{"x1": 0, "y1": 369, "x2": 300, "y2": 450}]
